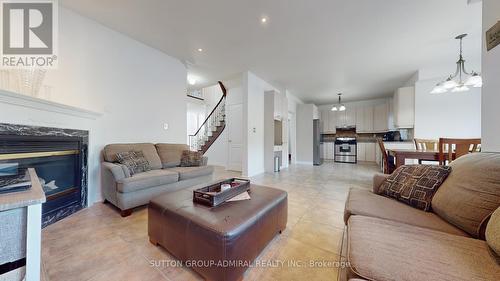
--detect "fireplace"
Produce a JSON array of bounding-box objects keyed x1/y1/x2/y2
[{"x1": 0, "y1": 123, "x2": 88, "y2": 227}]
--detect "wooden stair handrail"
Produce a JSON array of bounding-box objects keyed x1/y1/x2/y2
[{"x1": 189, "y1": 81, "x2": 227, "y2": 138}]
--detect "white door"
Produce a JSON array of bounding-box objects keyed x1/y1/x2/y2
[{"x1": 226, "y1": 103, "x2": 243, "y2": 171}]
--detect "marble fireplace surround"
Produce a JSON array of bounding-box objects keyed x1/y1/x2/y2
[{"x1": 0, "y1": 123, "x2": 89, "y2": 227}]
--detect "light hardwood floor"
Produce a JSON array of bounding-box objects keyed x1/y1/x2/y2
[{"x1": 41, "y1": 161, "x2": 378, "y2": 281}]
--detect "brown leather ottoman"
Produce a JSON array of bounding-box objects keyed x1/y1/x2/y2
[{"x1": 148, "y1": 184, "x2": 287, "y2": 281}]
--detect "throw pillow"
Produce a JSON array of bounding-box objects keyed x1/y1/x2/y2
[
  {"x1": 180, "y1": 150, "x2": 203, "y2": 167},
  {"x1": 379, "y1": 165, "x2": 451, "y2": 211},
  {"x1": 115, "y1": 151, "x2": 151, "y2": 176}
]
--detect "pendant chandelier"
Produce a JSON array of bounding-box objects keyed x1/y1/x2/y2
[
  {"x1": 331, "y1": 93, "x2": 346, "y2": 111},
  {"x1": 431, "y1": 34, "x2": 482, "y2": 94}
]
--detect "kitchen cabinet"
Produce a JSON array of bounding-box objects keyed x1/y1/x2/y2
[
  {"x1": 320, "y1": 110, "x2": 329, "y2": 133},
  {"x1": 355, "y1": 108, "x2": 365, "y2": 132},
  {"x1": 319, "y1": 109, "x2": 337, "y2": 133},
  {"x1": 356, "y1": 105, "x2": 374, "y2": 133},
  {"x1": 357, "y1": 142, "x2": 376, "y2": 162},
  {"x1": 365, "y1": 143, "x2": 376, "y2": 162},
  {"x1": 346, "y1": 107, "x2": 356, "y2": 127},
  {"x1": 336, "y1": 107, "x2": 356, "y2": 128},
  {"x1": 328, "y1": 111, "x2": 337, "y2": 133},
  {"x1": 373, "y1": 102, "x2": 389, "y2": 132},
  {"x1": 322, "y1": 142, "x2": 334, "y2": 160},
  {"x1": 393, "y1": 87, "x2": 415, "y2": 128},
  {"x1": 357, "y1": 143, "x2": 366, "y2": 161}
]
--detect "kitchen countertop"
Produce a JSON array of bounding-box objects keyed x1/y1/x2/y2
[{"x1": 0, "y1": 168, "x2": 46, "y2": 212}]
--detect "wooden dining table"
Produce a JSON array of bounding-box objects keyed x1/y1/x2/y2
[{"x1": 387, "y1": 149, "x2": 453, "y2": 168}]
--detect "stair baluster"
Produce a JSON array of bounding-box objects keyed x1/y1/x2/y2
[{"x1": 189, "y1": 81, "x2": 227, "y2": 154}]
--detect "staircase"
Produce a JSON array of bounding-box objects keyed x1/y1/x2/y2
[{"x1": 189, "y1": 81, "x2": 227, "y2": 154}]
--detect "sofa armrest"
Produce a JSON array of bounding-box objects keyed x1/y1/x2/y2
[
  {"x1": 102, "y1": 162, "x2": 130, "y2": 181},
  {"x1": 372, "y1": 173, "x2": 389, "y2": 194},
  {"x1": 201, "y1": 156, "x2": 208, "y2": 166}
]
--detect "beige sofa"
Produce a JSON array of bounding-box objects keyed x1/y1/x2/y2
[
  {"x1": 101, "y1": 143, "x2": 214, "y2": 216},
  {"x1": 342, "y1": 153, "x2": 500, "y2": 281}
]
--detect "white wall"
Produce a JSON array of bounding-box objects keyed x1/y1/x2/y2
[
  {"x1": 296, "y1": 104, "x2": 314, "y2": 164},
  {"x1": 202, "y1": 84, "x2": 223, "y2": 116},
  {"x1": 0, "y1": 7, "x2": 187, "y2": 205},
  {"x1": 242, "y1": 71, "x2": 280, "y2": 177},
  {"x1": 264, "y1": 92, "x2": 275, "y2": 173},
  {"x1": 186, "y1": 100, "x2": 205, "y2": 140},
  {"x1": 287, "y1": 92, "x2": 304, "y2": 164},
  {"x1": 482, "y1": 0, "x2": 500, "y2": 152},
  {"x1": 414, "y1": 77, "x2": 481, "y2": 139}
]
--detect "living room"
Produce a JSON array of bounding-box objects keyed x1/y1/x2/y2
[{"x1": 0, "y1": 0, "x2": 499, "y2": 281}]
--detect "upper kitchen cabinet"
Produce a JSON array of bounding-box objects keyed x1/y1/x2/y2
[
  {"x1": 356, "y1": 105, "x2": 374, "y2": 133},
  {"x1": 373, "y1": 102, "x2": 389, "y2": 132},
  {"x1": 393, "y1": 86, "x2": 415, "y2": 128},
  {"x1": 319, "y1": 109, "x2": 337, "y2": 134},
  {"x1": 328, "y1": 110, "x2": 337, "y2": 133},
  {"x1": 336, "y1": 107, "x2": 356, "y2": 128},
  {"x1": 320, "y1": 110, "x2": 329, "y2": 133}
]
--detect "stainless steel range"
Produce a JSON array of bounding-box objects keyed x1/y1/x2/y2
[{"x1": 334, "y1": 137, "x2": 357, "y2": 164}]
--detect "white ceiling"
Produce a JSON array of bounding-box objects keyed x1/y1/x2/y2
[{"x1": 61, "y1": 0, "x2": 482, "y2": 104}]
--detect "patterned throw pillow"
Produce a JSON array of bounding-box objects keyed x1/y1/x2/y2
[
  {"x1": 379, "y1": 165, "x2": 452, "y2": 211},
  {"x1": 115, "y1": 151, "x2": 151, "y2": 176},
  {"x1": 180, "y1": 150, "x2": 203, "y2": 167}
]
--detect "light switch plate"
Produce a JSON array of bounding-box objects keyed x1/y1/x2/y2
[{"x1": 486, "y1": 21, "x2": 500, "y2": 51}]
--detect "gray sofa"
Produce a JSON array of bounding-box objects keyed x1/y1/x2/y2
[
  {"x1": 101, "y1": 143, "x2": 214, "y2": 216},
  {"x1": 340, "y1": 153, "x2": 500, "y2": 281}
]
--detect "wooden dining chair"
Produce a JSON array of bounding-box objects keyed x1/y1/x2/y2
[
  {"x1": 438, "y1": 138, "x2": 481, "y2": 165},
  {"x1": 377, "y1": 138, "x2": 396, "y2": 174},
  {"x1": 414, "y1": 139, "x2": 438, "y2": 151},
  {"x1": 414, "y1": 138, "x2": 439, "y2": 164}
]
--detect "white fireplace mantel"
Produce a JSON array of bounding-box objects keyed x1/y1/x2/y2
[{"x1": 0, "y1": 89, "x2": 102, "y2": 120}]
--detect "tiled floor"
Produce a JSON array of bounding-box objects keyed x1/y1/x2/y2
[{"x1": 41, "y1": 161, "x2": 378, "y2": 281}]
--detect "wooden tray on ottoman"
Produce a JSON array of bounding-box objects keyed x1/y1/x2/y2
[{"x1": 193, "y1": 178, "x2": 250, "y2": 207}]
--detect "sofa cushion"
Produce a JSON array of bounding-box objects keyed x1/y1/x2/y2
[
  {"x1": 155, "y1": 144, "x2": 189, "y2": 168},
  {"x1": 379, "y1": 165, "x2": 451, "y2": 211},
  {"x1": 116, "y1": 170, "x2": 179, "y2": 193},
  {"x1": 115, "y1": 151, "x2": 151, "y2": 176},
  {"x1": 486, "y1": 207, "x2": 500, "y2": 256},
  {"x1": 344, "y1": 188, "x2": 468, "y2": 236},
  {"x1": 169, "y1": 166, "x2": 214, "y2": 181},
  {"x1": 347, "y1": 216, "x2": 500, "y2": 281},
  {"x1": 104, "y1": 143, "x2": 162, "y2": 170},
  {"x1": 432, "y1": 153, "x2": 500, "y2": 238}
]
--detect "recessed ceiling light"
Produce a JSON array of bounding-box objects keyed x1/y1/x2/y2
[
  {"x1": 197, "y1": 48, "x2": 203, "y2": 52},
  {"x1": 187, "y1": 77, "x2": 197, "y2": 85},
  {"x1": 261, "y1": 17, "x2": 267, "y2": 23}
]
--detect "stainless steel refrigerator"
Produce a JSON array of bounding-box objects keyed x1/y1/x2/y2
[{"x1": 313, "y1": 119, "x2": 323, "y2": 165}]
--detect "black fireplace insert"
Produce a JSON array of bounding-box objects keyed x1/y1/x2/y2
[{"x1": 0, "y1": 124, "x2": 88, "y2": 227}]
